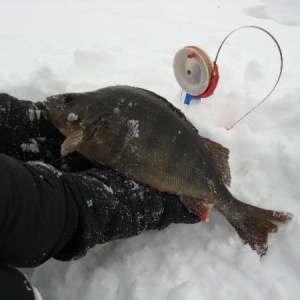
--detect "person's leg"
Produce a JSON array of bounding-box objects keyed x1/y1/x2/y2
[
  {"x1": 0, "y1": 154, "x2": 78, "y2": 268},
  {"x1": 0, "y1": 266, "x2": 36, "y2": 300}
]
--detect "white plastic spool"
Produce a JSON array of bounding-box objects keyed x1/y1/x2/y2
[{"x1": 173, "y1": 46, "x2": 213, "y2": 96}]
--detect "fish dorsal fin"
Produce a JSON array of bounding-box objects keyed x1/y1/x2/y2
[
  {"x1": 61, "y1": 130, "x2": 84, "y2": 156},
  {"x1": 203, "y1": 138, "x2": 231, "y2": 187}
]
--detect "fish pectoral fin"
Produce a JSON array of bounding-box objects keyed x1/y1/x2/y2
[
  {"x1": 61, "y1": 130, "x2": 84, "y2": 156},
  {"x1": 180, "y1": 196, "x2": 213, "y2": 222},
  {"x1": 203, "y1": 138, "x2": 231, "y2": 187}
]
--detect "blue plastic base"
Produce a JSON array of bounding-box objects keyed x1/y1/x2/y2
[{"x1": 184, "y1": 93, "x2": 201, "y2": 105}]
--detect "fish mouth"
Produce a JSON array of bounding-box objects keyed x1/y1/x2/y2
[
  {"x1": 42, "y1": 97, "x2": 55, "y2": 112},
  {"x1": 43, "y1": 98, "x2": 66, "y2": 123},
  {"x1": 42, "y1": 98, "x2": 50, "y2": 110},
  {"x1": 43, "y1": 98, "x2": 84, "y2": 136}
]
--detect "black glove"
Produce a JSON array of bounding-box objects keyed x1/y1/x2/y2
[
  {"x1": 0, "y1": 93, "x2": 101, "y2": 172},
  {"x1": 0, "y1": 93, "x2": 63, "y2": 162},
  {"x1": 55, "y1": 167, "x2": 200, "y2": 261}
]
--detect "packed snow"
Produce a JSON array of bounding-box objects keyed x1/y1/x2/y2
[
  {"x1": 21, "y1": 138, "x2": 40, "y2": 153},
  {"x1": 126, "y1": 120, "x2": 140, "y2": 140},
  {"x1": 67, "y1": 113, "x2": 79, "y2": 121},
  {"x1": 1, "y1": 0, "x2": 299, "y2": 299}
]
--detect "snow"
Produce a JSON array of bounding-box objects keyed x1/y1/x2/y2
[
  {"x1": 1, "y1": 0, "x2": 299, "y2": 299},
  {"x1": 126, "y1": 119, "x2": 140, "y2": 140},
  {"x1": 21, "y1": 138, "x2": 39, "y2": 153},
  {"x1": 28, "y1": 108, "x2": 35, "y2": 121},
  {"x1": 67, "y1": 113, "x2": 79, "y2": 121}
]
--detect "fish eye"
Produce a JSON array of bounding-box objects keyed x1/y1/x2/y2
[{"x1": 64, "y1": 94, "x2": 73, "y2": 103}]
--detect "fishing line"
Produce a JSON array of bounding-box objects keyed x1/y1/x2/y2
[
  {"x1": 173, "y1": 26, "x2": 283, "y2": 129},
  {"x1": 216, "y1": 26, "x2": 283, "y2": 129}
]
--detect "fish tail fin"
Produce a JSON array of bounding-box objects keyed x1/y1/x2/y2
[{"x1": 222, "y1": 200, "x2": 293, "y2": 256}]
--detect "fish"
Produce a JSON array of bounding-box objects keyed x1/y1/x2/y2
[{"x1": 44, "y1": 85, "x2": 293, "y2": 256}]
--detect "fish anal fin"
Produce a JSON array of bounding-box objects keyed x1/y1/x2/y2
[
  {"x1": 180, "y1": 196, "x2": 213, "y2": 222},
  {"x1": 203, "y1": 138, "x2": 231, "y2": 187},
  {"x1": 61, "y1": 130, "x2": 84, "y2": 156}
]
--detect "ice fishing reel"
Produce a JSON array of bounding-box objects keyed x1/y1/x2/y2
[
  {"x1": 173, "y1": 46, "x2": 219, "y2": 105},
  {"x1": 173, "y1": 26, "x2": 283, "y2": 129}
]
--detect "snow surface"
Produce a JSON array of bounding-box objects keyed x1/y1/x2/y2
[{"x1": 1, "y1": 0, "x2": 300, "y2": 299}]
